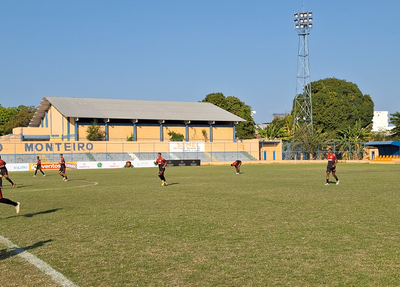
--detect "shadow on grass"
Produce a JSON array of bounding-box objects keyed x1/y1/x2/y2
[
  {"x1": 326, "y1": 181, "x2": 339, "y2": 185},
  {"x1": 166, "y1": 182, "x2": 179, "y2": 186},
  {"x1": 0, "y1": 239, "x2": 53, "y2": 261},
  {"x1": 5, "y1": 208, "x2": 63, "y2": 219}
]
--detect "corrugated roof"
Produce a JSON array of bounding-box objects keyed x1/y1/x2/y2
[
  {"x1": 365, "y1": 141, "x2": 400, "y2": 147},
  {"x1": 29, "y1": 97, "x2": 245, "y2": 127}
]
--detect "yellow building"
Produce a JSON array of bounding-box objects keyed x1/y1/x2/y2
[
  {"x1": 19, "y1": 97, "x2": 245, "y2": 142},
  {"x1": 2, "y1": 97, "x2": 283, "y2": 163}
]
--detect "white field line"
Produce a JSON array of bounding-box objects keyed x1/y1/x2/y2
[
  {"x1": 0, "y1": 235, "x2": 79, "y2": 287},
  {"x1": 17, "y1": 181, "x2": 99, "y2": 193}
]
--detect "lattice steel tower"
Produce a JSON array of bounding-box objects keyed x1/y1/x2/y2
[{"x1": 293, "y1": 10, "x2": 313, "y2": 139}]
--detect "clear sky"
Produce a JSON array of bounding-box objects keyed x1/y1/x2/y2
[{"x1": 1, "y1": 0, "x2": 399, "y2": 124}]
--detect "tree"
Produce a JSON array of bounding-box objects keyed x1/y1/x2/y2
[
  {"x1": 336, "y1": 119, "x2": 371, "y2": 159},
  {"x1": 370, "y1": 129, "x2": 391, "y2": 142},
  {"x1": 389, "y1": 112, "x2": 400, "y2": 140},
  {"x1": 308, "y1": 78, "x2": 374, "y2": 133},
  {"x1": 256, "y1": 122, "x2": 289, "y2": 141},
  {"x1": 0, "y1": 105, "x2": 28, "y2": 135},
  {"x1": 201, "y1": 93, "x2": 255, "y2": 139},
  {"x1": 1, "y1": 105, "x2": 36, "y2": 135},
  {"x1": 86, "y1": 120, "x2": 105, "y2": 141}
]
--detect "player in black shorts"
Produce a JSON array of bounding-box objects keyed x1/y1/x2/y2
[
  {"x1": 326, "y1": 148, "x2": 339, "y2": 185},
  {"x1": 0, "y1": 156, "x2": 16, "y2": 188},
  {"x1": 154, "y1": 153, "x2": 167, "y2": 186},
  {"x1": 0, "y1": 176, "x2": 20, "y2": 214},
  {"x1": 58, "y1": 154, "x2": 68, "y2": 182},
  {"x1": 231, "y1": 160, "x2": 242, "y2": 174},
  {"x1": 34, "y1": 156, "x2": 46, "y2": 177}
]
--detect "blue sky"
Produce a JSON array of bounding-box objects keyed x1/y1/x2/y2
[{"x1": 1, "y1": 0, "x2": 399, "y2": 124}]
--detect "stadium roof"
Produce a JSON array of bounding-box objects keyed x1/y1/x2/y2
[
  {"x1": 29, "y1": 97, "x2": 245, "y2": 127},
  {"x1": 365, "y1": 141, "x2": 400, "y2": 147}
]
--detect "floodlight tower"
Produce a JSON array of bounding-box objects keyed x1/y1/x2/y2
[{"x1": 293, "y1": 10, "x2": 313, "y2": 139}]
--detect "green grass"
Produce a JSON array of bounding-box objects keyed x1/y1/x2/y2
[{"x1": 1, "y1": 163, "x2": 400, "y2": 286}]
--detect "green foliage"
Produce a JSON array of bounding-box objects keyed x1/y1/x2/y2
[
  {"x1": 308, "y1": 78, "x2": 374, "y2": 133},
  {"x1": 127, "y1": 133, "x2": 134, "y2": 141},
  {"x1": 389, "y1": 112, "x2": 400, "y2": 140},
  {"x1": 335, "y1": 120, "x2": 371, "y2": 159},
  {"x1": 167, "y1": 130, "x2": 185, "y2": 141},
  {"x1": 201, "y1": 129, "x2": 208, "y2": 142},
  {"x1": 0, "y1": 105, "x2": 35, "y2": 135},
  {"x1": 0, "y1": 105, "x2": 22, "y2": 123},
  {"x1": 86, "y1": 120, "x2": 105, "y2": 141},
  {"x1": 256, "y1": 123, "x2": 288, "y2": 140},
  {"x1": 201, "y1": 92, "x2": 226, "y2": 109},
  {"x1": 370, "y1": 130, "x2": 391, "y2": 142},
  {"x1": 202, "y1": 93, "x2": 255, "y2": 139},
  {"x1": 336, "y1": 119, "x2": 371, "y2": 143}
]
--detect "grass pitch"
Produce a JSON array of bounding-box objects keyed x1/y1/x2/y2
[{"x1": 1, "y1": 163, "x2": 400, "y2": 287}]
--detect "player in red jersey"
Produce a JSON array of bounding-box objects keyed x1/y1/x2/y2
[
  {"x1": 34, "y1": 156, "x2": 46, "y2": 177},
  {"x1": 0, "y1": 156, "x2": 16, "y2": 188},
  {"x1": 326, "y1": 148, "x2": 339, "y2": 185},
  {"x1": 124, "y1": 161, "x2": 133, "y2": 168},
  {"x1": 155, "y1": 153, "x2": 167, "y2": 186},
  {"x1": 58, "y1": 154, "x2": 68, "y2": 182},
  {"x1": 0, "y1": 176, "x2": 20, "y2": 214},
  {"x1": 231, "y1": 160, "x2": 242, "y2": 174}
]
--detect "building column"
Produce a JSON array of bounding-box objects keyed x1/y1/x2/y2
[
  {"x1": 185, "y1": 121, "x2": 190, "y2": 141},
  {"x1": 75, "y1": 118, "x2": 79, "y2": 141},
  {"x1": 132, "y1": 119, "x2": 138, "y2": 141},
  {"x1": 159, "y1": 120, "x2": 165, "y2": 142},
  {"x1": 67, "y1": 117, "x2": 70, "y2": 141},
  {"x1": 45, "y1": 111, "x2": 48, "y2": 127},
  {"x1": 208, "y1": 121, "x2": 214, "y2": 143},
  {"x1": 104, "y1": 119, "x2": 110, "y2": 141}
]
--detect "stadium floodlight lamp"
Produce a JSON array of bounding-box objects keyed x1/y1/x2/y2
[{"x1": 294, "y1": 10, "x2": 313, "y2": 32}]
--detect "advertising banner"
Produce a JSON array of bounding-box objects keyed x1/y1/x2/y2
[
  {"x1": 29, "y1": 162, "x2": 77, "y2": 171},
  {"x1": 76, "y1": 162, "x2": 102, "y2": 169},
  {"x1": 132, "y1": 160, "x2": 157, "y2": 168},
  {"x1": 169, "y1": 142, "x2": 205, "y2": 153},
  {"x1": 98, "y1": 161, "x2": 126, "y2": 169},
  {"x1": 76, "y1": 160, "x2": 157, "y2": 169},
  {"x1": 166, "y1": 160, "x2": 201, "y2": 167},
  {"x1": 6, "y1": 163, "x2": 30, "y2": 172}
]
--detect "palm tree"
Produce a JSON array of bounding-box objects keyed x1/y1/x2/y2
[
  {"x1": 256, "y1": 123, "x2": 290, "y2": 141},
  {"x1": 336, "y1": 120, "x2": 371, "y2": 159}
]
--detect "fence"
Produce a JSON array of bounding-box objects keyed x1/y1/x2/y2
[
  {"x1": 282, "y1": 142, "x2": 367, "y2": 160},
  {"x1": 0, "y1": 141, "x2": 259, "y2": 164}
]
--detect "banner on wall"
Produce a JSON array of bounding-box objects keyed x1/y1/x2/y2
[
  {"x1": 77, "y1": 161, "x2": 123, "y2": 169},
  {"x1": 76, "y1": 160, "x2": 156, "y2": 169},
  {"x1": 166, "y1": 160, "x2": 201, "y2": 167},
  {"x1": 29, "y1": 162, "x2": 77, "y2": 171},
  {"x1": 169, "y1": 142, "x2": 205, "y2": 153},
  {"x1": 6, "y1": 163, "x2": 30, "y2": 172}
]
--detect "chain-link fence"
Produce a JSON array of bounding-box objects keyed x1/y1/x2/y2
[
  {"x1": 0, "y1": 141, "x2": 259, "y2": 163},
  {"x1": 282, "y1": 142, "x2": 367, "y2": 160}
]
